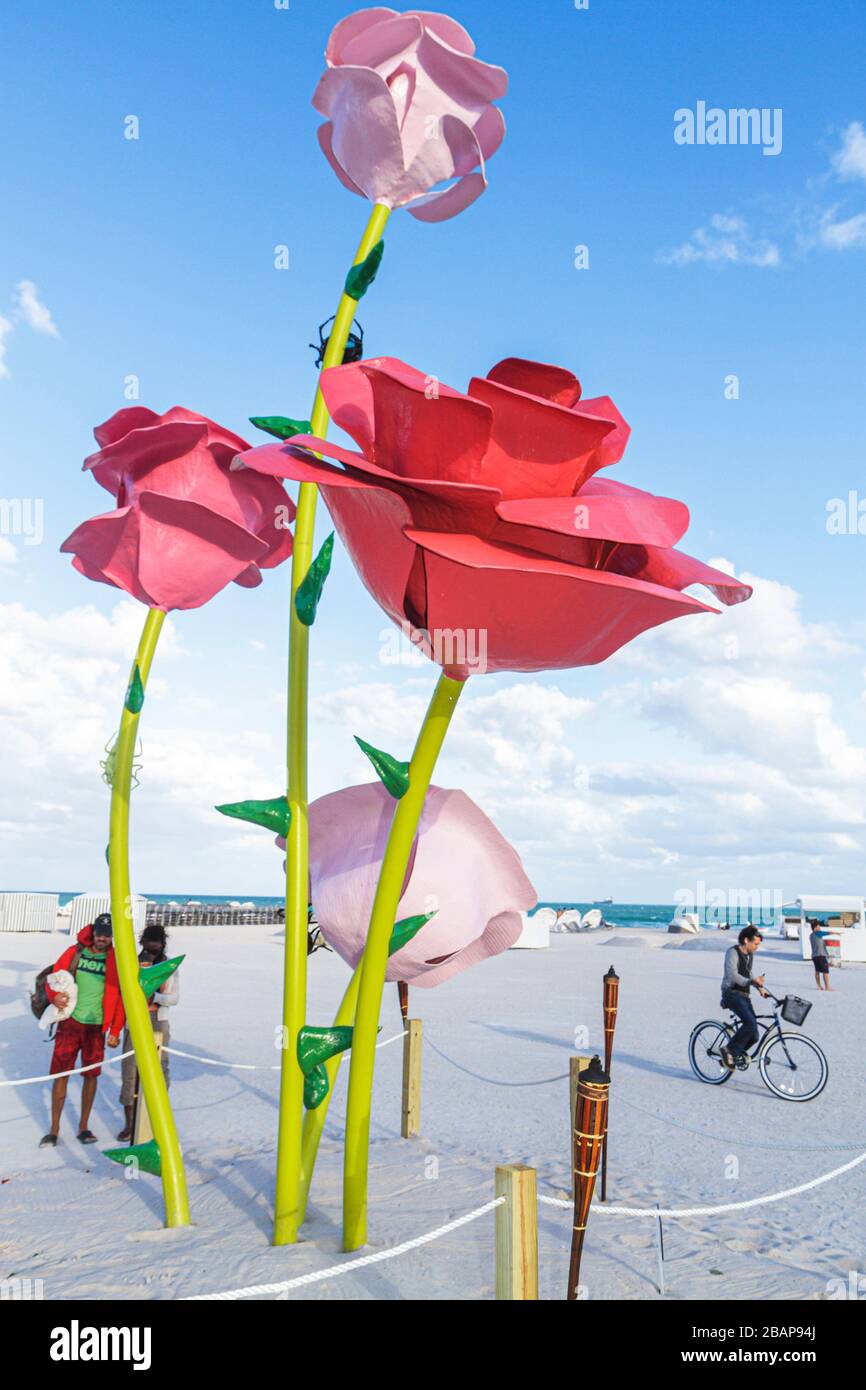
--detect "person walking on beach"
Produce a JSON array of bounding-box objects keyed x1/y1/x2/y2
[
  {"x1": 809, "y1": 920, "x2": 832, "y2": 992},
  {"x1": 117, "y1": 924, "x2": 178, "y2": 1142},
  {"x1": 40, "y1": 914, "x2": 124, "y2": 1148},
  {"x1": 719, "y1": 925, "x2": 767, "y2": 1070}
]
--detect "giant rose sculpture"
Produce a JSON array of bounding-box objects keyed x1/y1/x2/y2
[
  {"x1": 237, "y1": 354, "x2": 751, "y2": 675},
  {"x1": 62, "y1": 407, "x2": 294, "y2": 611},
  {"x1": 315, "y1": 7, "x2": 508, "y2": 221}
]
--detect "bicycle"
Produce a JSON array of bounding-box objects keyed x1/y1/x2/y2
[{"x1": 688, "y1": 990, "x2": 828, "y2": 1101}]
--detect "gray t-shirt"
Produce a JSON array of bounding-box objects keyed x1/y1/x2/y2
[{"x1": 809, "y1": 930, "x2": 828, "y2": 960}]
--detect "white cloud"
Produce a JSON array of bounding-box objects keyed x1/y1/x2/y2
[
  {"x1": 657, "y1": 214, "x2": 780, "y2": 268},
  {"x1": 616, "y1": 560, "x2": 855, "y2": 672},
  {"x1": 14, "y1": 280, "x2": 60, "y2": 337},
  {"x1": 0, "y1": 538, "x2": 16, "y2": 566},
  {"x1": 818, "y1": 208, "x2": 866, "y2": 251},
  {"x1": 0, "y1": 281, "x2": 61, "y2": 379},
  {"x1": 636, "y1": 672, "x2": 866, "y2": 782},
  {"x1": 832, "y1": 121, "x2": 866, "y2": 182}
]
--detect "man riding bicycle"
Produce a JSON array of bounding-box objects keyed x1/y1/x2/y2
[{"x1": 720, "y1": 925, "x2": 768, "y2": 1069}]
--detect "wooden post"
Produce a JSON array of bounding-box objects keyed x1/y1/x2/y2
[
  {"x1": 570, "y1": 1055, "x2": 592, "y2": 1196},
  {"x1": 495, "y1": 1164, "x2": 538, "y2": 1300},
  {"x1": 401, "y1": 1018, "x2": 422, "y2": 1139},
  {"x1": 132, "y1": 1034, "x2": 164, "y2": 1146}
]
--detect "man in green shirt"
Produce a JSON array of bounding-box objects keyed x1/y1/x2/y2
[{"x1": 41, "y1": 916, "x2": 125, "y2": 1148}]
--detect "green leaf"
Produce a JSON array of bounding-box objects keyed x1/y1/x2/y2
[
  {"x1": 345, "y1": 240, "x2": 385, "y2": 301},
  {"x1": 389, "y1": 911, "x2": 437, "y2": 958},
  {"x1": 215, "y1": 796, "x2": 291, "y2": 837},
  {"x1": 102, "y1": 1138, "x2": 161, "y2": 1177},
  {"x1": 139, "y1": 954, "x2": 185, "y2": 1000},
  {"x1": 249, "y1": 416, "x2": 312, "y2": 441},
  {"x1": 355, "y1": 736, "x2": 410, "y2": 799},
  {"x1": 295, "y1": 533, "x2": 334, "y2": 627},
  {"x1": 297, "y1": 1025, "x2": 354, "y2": 1075},
  {"x1": 124, "y1": 664, "x2": 144, "y2": 714},
  {"x1": 303, "y1": 1064, "x2": 330, "y2": 1110}
]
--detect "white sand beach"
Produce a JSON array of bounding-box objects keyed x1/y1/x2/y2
[{"x1": 1, "y1": 927, "x2": 862, "y2": 1301}]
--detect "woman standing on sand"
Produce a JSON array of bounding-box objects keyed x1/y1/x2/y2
[{"x1": 117, "y1": 924, "x2": 179, "y2": 1141}]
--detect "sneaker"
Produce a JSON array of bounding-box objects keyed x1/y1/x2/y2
[
  {"x1": 116, "y1": 1126, "x2": 132, "y2": 1142},
  {"x1": 77, "y1": 1130, "x2": 98, "y2": 1145},
  {"x1": 39, "y1": 1133, "x2": 58, "y2": 1149},
  {"x1": 720, "y1": 1048, "x2": 735, "y2": 1070}
]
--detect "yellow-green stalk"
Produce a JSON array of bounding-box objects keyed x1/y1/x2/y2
[
  {"x1": 274, "y1": 201, "x2": 392, "y2": 1246},
  {"x1": 108, "y1": 608, "x2": 190, "y2": 1227},
  {"x1": 342, "y1": 673, "x2": 465, "y2": 1250}
]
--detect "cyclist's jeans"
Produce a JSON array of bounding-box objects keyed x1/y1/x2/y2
[{"x1": 722, "y1": 990, "x2": 758, "y2": 1058}]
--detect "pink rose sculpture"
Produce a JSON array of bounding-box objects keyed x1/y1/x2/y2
[
  {"x1": 61, "y1": 407, "x2": 295, "y2": 611},
  {"x1": 237, "y1": 355, "x2": 752, "y2": 677},
  {"x1": 314, "y1": 7, "x2": 508, "y2": 222},
  {"x1": 282, "y1": 782, "x2": 537, "y2": 987}
]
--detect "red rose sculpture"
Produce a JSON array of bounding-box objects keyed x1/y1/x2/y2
[
  {"x1": 62, "y1": 407, "x2": 295, "y2": 611},
  {"x1": 236, "y1": 356, "x2": 751, "y2": 676}
]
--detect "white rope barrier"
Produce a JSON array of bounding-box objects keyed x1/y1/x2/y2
[
  {"x1": 162, "y1": 1031, "x2": 404, "y2": 1072},
  {"x1": 186, "y1": 1196, "x2": 505, "y2": 1300},
  {"x1": 539, "y1": 1145, "x2": 866, "y2": 1219},
  {"x1": 0, "y1": 1031, "x2": 406, "y2": 1090},
  {"x1": 0, "y1": 1049, "x2": 135, "y2": 1087}
]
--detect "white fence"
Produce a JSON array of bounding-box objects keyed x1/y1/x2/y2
[
  {"x1": 0, "y1": 893, "x2": 59, "y2": 932},
  {"x1": 64, "y1": 893, "x2": 147, "y2": 938}
]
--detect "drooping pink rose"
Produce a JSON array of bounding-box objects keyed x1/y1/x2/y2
[
  {"x1": 284, "y1": 782, "x2": 536, "y2": 987},
  {"x1": 237, "y1": 355, "x2": 752, "y2": 676},
  {"x1": 61, "y1": 407, "x2": 295, "y2": 611},
  {"x1": 314, "y1": 8, "x2": 507, "y2": 222}
]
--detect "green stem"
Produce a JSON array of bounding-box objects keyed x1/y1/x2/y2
[
  {"x1": 298, "y1": 961, "x2": 362, "y2": 1223},
  {"x1": 274, "y1": 200, "x2": 392, "y2": 1246},
  {"x1": 109, "y1": 608, "x2": 190, "y2": 1227},
  {"x1": 342, "y1": 673, "x2": 465, "y2": 1250}
]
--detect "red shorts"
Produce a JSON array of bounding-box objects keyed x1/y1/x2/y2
[{"x1": 50, "y1": 1019, "x2": 106, "y2": 1078}]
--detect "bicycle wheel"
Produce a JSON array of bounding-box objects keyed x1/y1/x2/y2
[
  {"x1": 689, "y1": 1021, "x2": 733, "y2": 1084},
  {"x1": 759, "y1": 1032, "x2": 828, "y2": 1102}
]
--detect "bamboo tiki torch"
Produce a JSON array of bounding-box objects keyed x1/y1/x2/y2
[
  {"x1": 397, "y1": 981, "x2": 409, "y2": 1029},
  {"x1": 600, "y1": 965, "x2": 620, "y2": 1202},
  {"x1": 567, "y1": 1054, "x2": 610, "y2": 1301}
]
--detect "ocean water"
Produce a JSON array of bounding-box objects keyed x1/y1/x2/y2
[{"x1": 51, "y1": 894, "x2": 774, "y2": 933}]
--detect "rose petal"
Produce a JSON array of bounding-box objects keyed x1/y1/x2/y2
[
  {"x1": 316, "y1": 122, "x2": 367, "y2": 197},
  {"x1": 84, "y1": 420, "x2": 208, "y2": 495},
  {"x1": 613, "y1": 545, "x2": 753, "y2": 606},
  {"x1": 338, "y1": 14, "x2": 424, "y2": 70},
  {"x1": 391, "y1": 112, "x2": 482, "y2": 204},
  {"x1": 468, "y1": 375, "x2": 616, "y2": 499},
  {"x1": 416, "y1": 28, "x2": 508, "y2": 106},
  {"x1": 486, "y1": 357, "x2": 582, "y2": 407},
  {"x1": 325, "y1": 8, "x2": 400, "y2": 65},
  {"x1": 132, "y1": 495, "x2": 266, "y2": 609},
  {"x1": 406, "y1": 171, "x2": 487, "y2": 220},
  {"x1": 322, "y1": 483, "x2": 419, "y2": 631},
  {"x1": 93, "y1": 407, "x2": 160, "y2": 449},
  {"x1": 356, "y1": 358, "x2": 492, "y2": 483},
  {"x1": 406, "y1": 11, "x2": 477, "y2": 56},
  {"x1": 472, "y1": 104, "x2": 506, "y2": 161},
  {"x1": 312, "y1": 67, "x2": 406, "y2": 205},
  {"x1": 496, "y1": 485, "x2": 690, "y2": 549},
  {"x1": 405, "y1": 528, "x2": 716, "y2": 675}
]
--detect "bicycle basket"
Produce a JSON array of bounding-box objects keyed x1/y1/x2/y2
[{"x1": 781, "y1": 995, "x2": 811, "y2": 1026}]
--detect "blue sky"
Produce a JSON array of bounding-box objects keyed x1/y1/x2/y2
[{"x1": 1, "y1": 0, "x2": 865, "y2": 904}]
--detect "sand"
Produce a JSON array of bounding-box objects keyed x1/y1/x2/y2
[{"x1": 1, "y1": 927, "x2": 862, "y2": 1301}]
